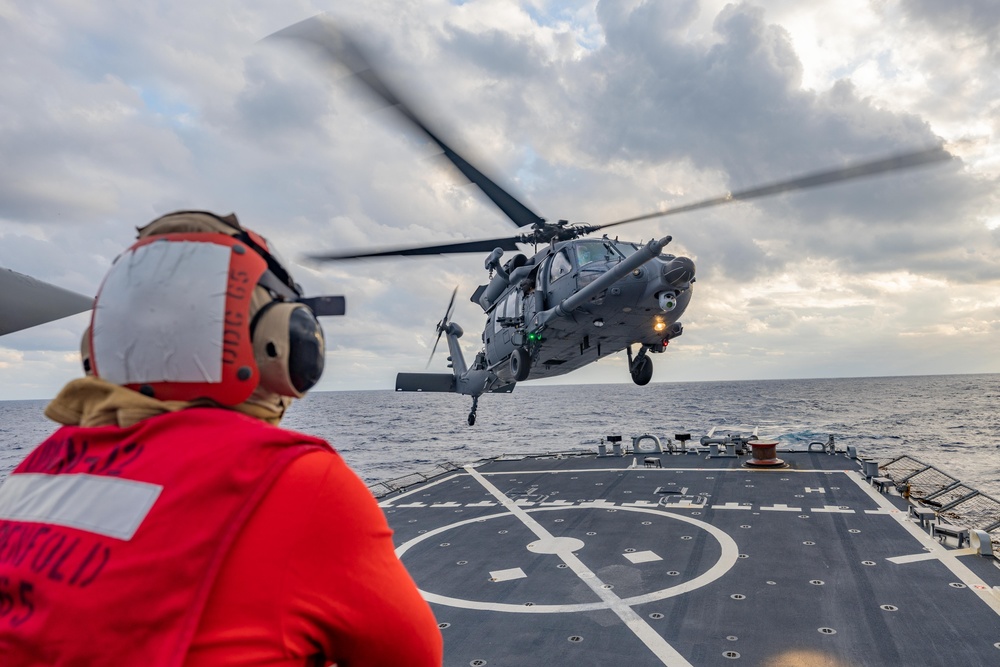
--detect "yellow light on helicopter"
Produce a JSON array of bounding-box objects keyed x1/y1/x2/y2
[{"x1": 653, "y1": 319, "x2": 667, "y2": 333}]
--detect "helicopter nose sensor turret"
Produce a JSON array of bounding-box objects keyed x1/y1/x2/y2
[
  {"x1": 662, "y1": 256, "x2": 696, "y2": 289},
  {"x1": 653, "y1": 255, "x2": 695, "y2": 311},
  {"x1": 658, "y1": 292, "x2": 678, "y2": 311}
]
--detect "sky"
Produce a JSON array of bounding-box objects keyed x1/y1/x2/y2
[{"x1": 0, "y1": 0, "x2": 998, "y2": 400}]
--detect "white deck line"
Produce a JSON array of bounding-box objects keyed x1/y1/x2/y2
[
  {"x1": 377, "y1": 473, "x2": 462, "y2": 507},
  {"x1": 465, "y1": 464, "x2": 694, "y2": 667},
  {"x1": 887, "y1": 548, "x2": 978, "y2": 564},
  {"x1": 845, "y1": 470, "x2": 1000, "y2": 616},
  {"x1": 477, "y1": 466, "x2": 842, "y2": 475}
]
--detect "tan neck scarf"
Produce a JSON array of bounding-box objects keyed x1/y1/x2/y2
[{"x1": 45, "y1": 376, "x2": 289, "y2": 428}]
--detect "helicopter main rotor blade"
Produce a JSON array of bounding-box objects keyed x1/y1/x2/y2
[
  {"x1": 308, "y1": 236, "x2": 523, "y2": 261},
  {"x1": 269, "y1": 16, "x2": 546, "y2": 231},
  {"x1": 593, "y1": 146, "x2": 951, "y2": 232},
  {"x1": 0, "y1": 268, "x2": 93, "y2": 335}
]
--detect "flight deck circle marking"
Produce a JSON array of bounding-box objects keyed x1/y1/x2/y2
[
  {"x1": 527, "y1": 536, "x2": 585, "y2": 554},
  {"x1": 396, "y1": 505, "x2": 739, "y2": 614}
]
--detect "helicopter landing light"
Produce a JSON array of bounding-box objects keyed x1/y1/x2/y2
[
  {"x1": 653, "y1": 319, "x2": 667, "y2": 333},
  {"x1": 594, "y1": 318, "x2": 605, "y2": 327}
]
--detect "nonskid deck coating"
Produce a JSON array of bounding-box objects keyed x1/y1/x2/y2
[{"x1": 380, "y1": 450, "x2": 1000, "y2": 666}]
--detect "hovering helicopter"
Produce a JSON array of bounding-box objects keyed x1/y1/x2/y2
[{"x1": 271, "y1": 17, "x2": 950, "y2": 426}]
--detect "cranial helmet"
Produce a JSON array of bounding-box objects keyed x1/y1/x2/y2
[{"x1": 85, "y1": 211, "x2": 344, "y2": 405}]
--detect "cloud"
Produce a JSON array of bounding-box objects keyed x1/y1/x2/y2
[
  {"x1": 900, "y1": 0, "x2": 1000, "y2": 49},
  {"x1": 0, "y1": 0, "x2": 997, "y2": 400}
]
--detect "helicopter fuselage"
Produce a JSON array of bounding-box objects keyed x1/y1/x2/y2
[{"x1": 473, "y1": 236, "x2": 694, "y2": 384}]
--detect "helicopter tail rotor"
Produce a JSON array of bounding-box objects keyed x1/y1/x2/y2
[{"x1": 427, "y1": 286, "x2": 459, "y2": 368}]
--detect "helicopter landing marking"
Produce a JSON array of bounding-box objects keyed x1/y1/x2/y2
[
  {"x1": 490, "y1": 567, "x2": 527, "y2": 582},
  {"x1": 624, "y1": 550, "x2": 663, "y2": 564},
  {"x1": 392, "y1": 466, "x2": 738, "y2": 665},
  {"x1": 711, "y1": 502, "x2": 753, "y2": 510},
  {"x1": 812, "y1": 505, "x2": 855, "y2": 514},
  {"x1": 527, "y1": 536, "x2": 585, "y2": 554},
  {"x1": 463, "y1": 464, "x2": 700, "y2": 666},
  {"x1": 394, "y1": 507, "x2": 737, "y2": 614},
  {"x1": 761, "y1": 504, "x2": 802, "y2": 512}
]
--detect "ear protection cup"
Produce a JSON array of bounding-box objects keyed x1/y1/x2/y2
[
  {"x1": 81, "y1": 326, "x2": 93, "y2": 375},
  {"x1": 250, "y1": 300, "x2": 325, "y2": 397}
]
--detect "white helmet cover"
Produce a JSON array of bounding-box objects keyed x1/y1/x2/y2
[{"x1": 90, "y1": 232, "x2": 267, "y2": 405}]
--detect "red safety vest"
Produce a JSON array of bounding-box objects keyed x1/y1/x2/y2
[{"x1": 0, "y1": 408, "x2": 331, "y2": 666}]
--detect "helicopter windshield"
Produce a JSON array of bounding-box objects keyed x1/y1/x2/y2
[
  {"x1": 574, "y1": 241, "x2": 615, "y2": 267},
  {"x1": 611, "y1": 241, "x2": 639, "y2": 257}
]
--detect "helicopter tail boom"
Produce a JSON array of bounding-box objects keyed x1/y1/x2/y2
[{"x1": 395, "y1": 372, "x2": 456, "y2": 392}]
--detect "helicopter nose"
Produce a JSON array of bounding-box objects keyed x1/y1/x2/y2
[{"x1": 662, "y1": 256, "x2": 695, "y2": 288}]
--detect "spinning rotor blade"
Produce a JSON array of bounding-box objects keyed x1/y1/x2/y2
[
  {"x1": 427, "y1": 331, "x2": 443, "y2": 369},
  {"x1": 309, "y1": 236, "x2": 522, "y2": 261},
  {"x1": 269, "y1": 16, "x2": 545, "y2": 231},
  {"x1": 443, "y1": 285, "x2": 457, "y2": 322},
  {"x1": 1, "y1": 268, "x2": 93, "y2": 335},
  {"x1": 427, "y1": 286, "x2": 458, "y2": 368},
  {"x1": 593, "y1": 147, "x2": 951, "y2": 232}
]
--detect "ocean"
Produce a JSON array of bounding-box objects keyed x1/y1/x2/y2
[{"x1": 2, "y1": 374, "x2": 998, "y2": 499}]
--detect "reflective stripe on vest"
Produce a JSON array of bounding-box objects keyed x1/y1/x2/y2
[{"x1": 0, "y1": 473, "x2": 161, "y2": 540}]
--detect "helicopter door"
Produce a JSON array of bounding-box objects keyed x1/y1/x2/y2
[{"x1": 499, "y1": 289, "x2": 520, "y2": 346}]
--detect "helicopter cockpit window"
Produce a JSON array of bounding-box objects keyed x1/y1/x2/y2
[
  {"x1": 549, "y1": 250, "x2": 572, "y2": 283},
  {"x1": 612, "y1": 241, "x2": 639, "y2": 257},
  {"x1": 575, "y1": 241, "x2": 611, "y2": 267}
]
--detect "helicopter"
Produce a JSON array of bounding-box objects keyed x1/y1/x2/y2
[{"x1": 271, "y1": 17, "x2": 950, "y2": 426}]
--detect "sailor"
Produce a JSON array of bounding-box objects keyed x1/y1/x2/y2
[{"x1": 0, "y1": 211, "x2": 443, "y2": 666}]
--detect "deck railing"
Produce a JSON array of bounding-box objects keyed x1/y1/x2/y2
[
  {"x1": 878, "y1": 454, "x2": 1000, "y2": 542},
  {"x1": 367, "y1": 462, "x2": 464, "y2": 498}
]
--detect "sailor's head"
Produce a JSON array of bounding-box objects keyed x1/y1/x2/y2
[{"x1": 82, "y1": 211, "x2": 340, "y2": 414}]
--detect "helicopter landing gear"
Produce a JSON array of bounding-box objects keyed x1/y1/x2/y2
[
  {"x1": 468, "y1": 395, "x2": 478, "y2": 426},
  {"x1": 627, "y1": 345, "x2": 653, "y2": 386},
  {"x1": 509, "y1": 347, "x2": 531, "y2": 382}
]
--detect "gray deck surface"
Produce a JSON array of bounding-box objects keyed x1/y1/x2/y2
[{"x1": 380, "y1": 449, "x2": 1000, "y2": 666}]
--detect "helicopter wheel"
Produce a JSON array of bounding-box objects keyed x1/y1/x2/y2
[
  {"x1": 630, "y1": 356, "x2": 653, "y2": 386},
  {"x1": 468, "y1": 395, "x2": 479, "y2": 426},
  {"x1": 509, "y1": 347, "x2": 531, "y2": 382}
]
